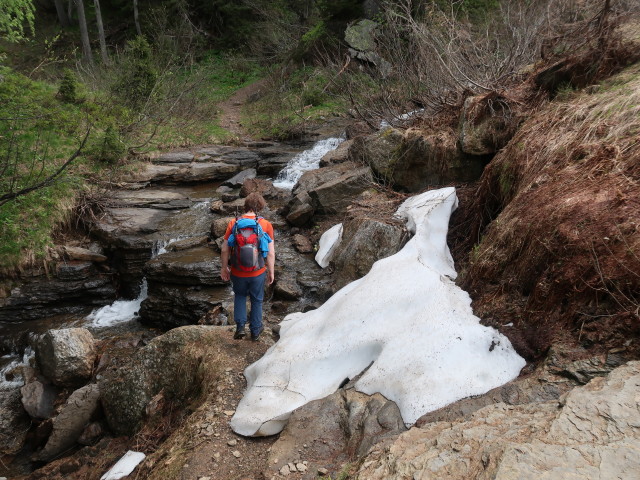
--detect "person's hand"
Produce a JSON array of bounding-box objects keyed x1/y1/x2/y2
[
  {"x1": 221, "y1": 267, "x2": 230, "y2": 282},
  {"x1": 267, "y1": 269, "x2": 275, "y2": 285}
]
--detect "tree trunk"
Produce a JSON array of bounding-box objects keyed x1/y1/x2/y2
[
  {"x1": 67, "y1": 0, "x2": 74, "y2": 24},
  {"x1": 75, "y1": 0, "x2": 94, "y2": 64},
  {"x1": 53, "y1": 0, "x2": 70, "y2": 27},
  {"x1": 133, "y1": 0, "x2": 142, "y2": 36},
  {"x1": 94, "y1": 0, "x2": 109, "y2": 63}
]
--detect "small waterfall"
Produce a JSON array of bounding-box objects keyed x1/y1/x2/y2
[
  {"x1": 86, "y1": 279, "x2": 148, "y2": 328},
  {"x1": 0, "y1": 346, "x2": 34, "y2": 391},
  {"x1": 87, "y1": 237, "x2": 179, "y2": 328},
  {"x1": 273, "y1": 136, "x2": 345, "y2": 190}
]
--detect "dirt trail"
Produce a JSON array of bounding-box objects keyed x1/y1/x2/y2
[{"x1": 217, "y1": 79, "x2": 268, "y2": 140}]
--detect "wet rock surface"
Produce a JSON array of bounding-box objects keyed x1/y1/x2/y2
[
  {"x1": 0, "y1": 388, "x2": 31, "y2": 455},
  {"x1": 0, "y1": 262, "x2": 115, "y2": 322},
  {"x1": 32, "y1": 384, "x2": 101, "y2": 462}
]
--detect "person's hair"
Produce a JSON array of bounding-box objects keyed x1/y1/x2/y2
[{"x1": 244, "y1": 193, "x2": 266, "y2": 213}]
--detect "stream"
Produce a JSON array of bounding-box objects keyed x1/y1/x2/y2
[{"x1": 0, "y1": 135, "x2": 345, "y2": 392}]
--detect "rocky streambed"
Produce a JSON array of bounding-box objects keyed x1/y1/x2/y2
[{"x1": 0, "y1": 134, "x2": 360, "y2": 476}]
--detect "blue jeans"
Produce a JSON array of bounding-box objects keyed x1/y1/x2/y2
[{"x1": 231, "y1": 272, "x2": 266, "y2": 336}]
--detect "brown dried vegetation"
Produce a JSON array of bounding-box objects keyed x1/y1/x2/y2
[{"x1": 462, "y1": 60, "x2": 640, "y2": 361}]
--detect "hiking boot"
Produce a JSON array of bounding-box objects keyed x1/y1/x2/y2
[
  {"x1": 251, "y1": 326, "x2": 264, "y2": 342},
  {"x1": 233, "y1": 327, "x2": 246, "y2": 340}
]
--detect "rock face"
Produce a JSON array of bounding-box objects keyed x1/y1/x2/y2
[
  {"x1": 0, "y1": 388, "x2": 30, "y2": 455},
  {"x1": 267, "y1": 389, "x2": 407, "y2": 480},
  {"x1": 332, "y1": 218, "x2": 408, "y2": 289},
  {"x1": 99, "y1": 326, "x2": 220, "y2": 435},
  {"x1": 36, "y1": 328, "x2": 96, "y2": 387},
  {"x1": 356, "y1": 361, "x2": 640, "y2": 480},
  {"x1": 32, "y1": 384, "x2": 101, "y2": 462},
  {"x1": 0, "y1": 262, "x2": 115, "y2": 322},
  {"x1": 21, "y1": 379, "x2": 57, "y2": 419},
  {"x1": 285, "y1": 162, "x2": 373, "y2": 226},
  {"x1": 139, "y1": 246, "x2": 229, "y2": 329},
  {"x1": 350, "y1": 127, "x2": 486, "y2": 191}
]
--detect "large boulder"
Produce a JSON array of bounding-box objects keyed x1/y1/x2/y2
[
  {"x1": 0, "y1": 388, "x2": 30, "y2": 455},
  {"x1": 21, "y1": 379, "x2": 57, "y2": 419},
  {"x1": 308, "y1": 166, "x2": 373, "y2": 214},
  {"x1": 350, "y1": 127, "x2": 486, "y2": 191},
  {"x1": 36, "y1": 328, "x2": 96, "y2": 387},
  {"x1": 266, "y1": 389, "x2": 406, "y2": 480},
  {"x1": 319, "y1": 139, "x2": 353, "y2": 167},
  {"x1": 332, "y1": 218, "x2": 408, "y2": 289},
  {"x1": 99, "y1": 326, "x2": 221, "y2": 435},
  {"x1": 32, "y1": 384, "x2": 101, "y2": 462},
  {"x1": 356, "y1": 361, "x2": 640, "y2": 480}
]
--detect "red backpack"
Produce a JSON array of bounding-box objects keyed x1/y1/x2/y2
[{"x1": 228, "y1": 217, "x2": 267, "y2": 272}]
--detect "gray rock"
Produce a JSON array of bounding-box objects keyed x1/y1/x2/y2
[
  {"x1": 319, "y1": 139, "x2": 353, "y2": 167},
  {"x1": 357, "y1": 361, "x2": 640, "y2": 480},
  {"x1": 211, "y1": 217, "x2": 233, "y2": 239},
  {"x1": 153, "y1": 151, "x2": 195, "y2": 164},
  {"x1": 292, "y1": 234, "x2": 314, "y2": 253},
  {"x1": 143, "y1": 246, "x2": 224, "y2": 287},
  {"x1": 36, "y1": 328, "x2": 96, "y2": 387},
  {"x1": 274, "y1": 273, "x2": 303, "y2": 301},
  {"x1": 21, "y1": 379, "x2": 57, "y2": 419},
  {"x1": 267, "y1": 389, "x2": 406, "y2": 480},
  {"x1": 164, "y1": 236, "x2": 209, "y2": 252},
  {"x1": 222, "y1": 168, "x2": 257, "y2": 187},
  {"x1": 308, "y1": 166, "x2": 373, "y2": 214},
  {"x1": 124, "y1": 161, "x2": 245, "y2": 184},
  {"x1": 63, "y1": 246, "x2": 107, "y2": 263},
  {"x1": 139, "y1": 283, "x2": 230, "y2": 329},
  {"x1": 293, "y1": 162, "x2": 357, "y2": 196},
  {"x1": 0, "y1": 262, "x2": 116, "y2": 322},
  {"x1": 350, "y1": 128, "x2": 485, "y2": 191},
  {"x1": 240, "y1": 178, "x2": 283, "y2": 199},
  {"x1": 110, "y1": 189, "x2": 190, "y2": 208},
  {"x1": 0, "y1": 388, "x2": 30, "y2": 455},
  {"x1": 286, "y1": 193, "x2": 316, "y2": 227},
  {"x1": 32, "y1": 384, "x2": 101, "y2": 462},
  {"x1": 332, "y1": 218, "x2": 408, "y2": 289}
]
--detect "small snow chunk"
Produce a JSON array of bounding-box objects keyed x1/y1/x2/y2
[
  {"x1": 100, "y1": 451, "x2": 146, "y2": 480},
  {"x1": 315, "y1": 223, "x2": 343, "y2": 268}
]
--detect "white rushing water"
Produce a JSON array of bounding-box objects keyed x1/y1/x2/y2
[
  {"x1": 273, "y1": 136, "x2": 345, "y2": 190},
  {"x1": 0, "y1": 347, "x2": 34, "y2": 390},
  {"x1": 87, "y1": 236, "x2": 180, "y2": 328},
  {"x1": 86, "y1": 279, "x2": 148, "y2": 328}
]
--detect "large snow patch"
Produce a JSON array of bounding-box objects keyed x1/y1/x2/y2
[{"x1": 231, "y1": 187, "x2": 525, "y2": 436}]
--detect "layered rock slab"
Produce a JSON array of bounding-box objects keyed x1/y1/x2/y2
[{"x1": 357, "y1": 361, "x2": 640, "y2": 480}]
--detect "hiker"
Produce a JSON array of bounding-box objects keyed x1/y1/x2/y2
[{"x1": 221, "y1": 193, "x2": 275, "y2": 341}]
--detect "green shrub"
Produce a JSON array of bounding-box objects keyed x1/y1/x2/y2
[
  {"x1": 58, "y1": 69, "x2": 80, "y2": 103},
  {"x1": 89, "y1": 125, "x2": 127, "y2": 163},
  {"x1": 112, "y1": 36, "x2": 158, "y2": 111}
]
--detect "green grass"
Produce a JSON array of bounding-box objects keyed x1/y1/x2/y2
[{"x1": 242, "y1": 65, "x2": 347, "y2": 139}]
